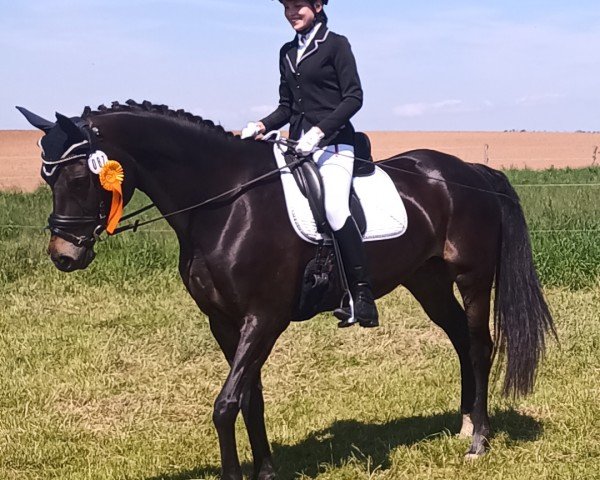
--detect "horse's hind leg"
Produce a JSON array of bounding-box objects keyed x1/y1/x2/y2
[
  {"x1": 455, "y1": 270, "x2": 494, "y2": 458},
  {"x1": 404, "y1": 258, "x2": 476, "y2": 436}
]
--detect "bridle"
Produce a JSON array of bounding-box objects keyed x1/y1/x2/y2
[
  {"x1": 42, "y1": 130, "x2": 109, "y2": 249},
  {"x1": 47, "y1": 212, "x2": 106, "y2": 248}
]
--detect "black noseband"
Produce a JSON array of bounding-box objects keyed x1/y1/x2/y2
[{"x1": 47, "y1": 212, "x2": 106, "y2": 248}]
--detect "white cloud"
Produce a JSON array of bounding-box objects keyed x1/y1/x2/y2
[
  {"x1": 393, "y1": 99, "x2": 466, "y2": 118},
  {"x1": 515, "y1": 93, "x2": 565, "y2": 107}
]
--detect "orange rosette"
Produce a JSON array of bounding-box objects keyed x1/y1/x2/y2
[{"x1": 99, "y1": 160, "x2": 125, "y2": 234}]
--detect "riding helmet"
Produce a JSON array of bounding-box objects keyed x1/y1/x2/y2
[{"x1": 277, "y1": 0, "x2": 329, "y2": 5}]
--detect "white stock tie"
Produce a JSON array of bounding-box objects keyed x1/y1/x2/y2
[
  {"x1": 297, "y1": 35, "x2": 308, "y2": 63},
  {"x1": 299, "y1": 34, "x2": 308, "y2": 48}
]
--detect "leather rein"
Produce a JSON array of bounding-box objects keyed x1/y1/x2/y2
[
  {"x1": 48, "y1": 134, "x2": 516, "y2": 248},
  {"x1": 47, "y1": 136, "x2": 305, "y2": 247}
]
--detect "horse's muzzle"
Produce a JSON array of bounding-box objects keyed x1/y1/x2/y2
[{"x1": 48, "y1": 236, "x2": 96, "y2": 272}]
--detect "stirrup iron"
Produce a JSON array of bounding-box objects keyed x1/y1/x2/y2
[{"x1": 335, "y1": 291, "x2": 357, "y2": 328}]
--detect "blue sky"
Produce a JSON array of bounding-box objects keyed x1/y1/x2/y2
[{"x1": 1, "y1": 0, "x2": 599, "y2": 131}]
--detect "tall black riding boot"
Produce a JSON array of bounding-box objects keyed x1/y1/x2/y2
[{"x1": 332, "y1": 217, "x2": 379, "y2": 328}]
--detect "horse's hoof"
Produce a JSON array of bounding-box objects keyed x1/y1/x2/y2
[
  {"x1": 253, "y1": 459, "x2": 277, "y2": 480},
  {"x1": 255, "y1": 472, "x2": 277, "y2": 480},
  {"x1": 464, "y1": 452, "x2": 485, "y2": 461},
  {"x1": 464, "y1": 439, "x2": 487, "y2": 460}
]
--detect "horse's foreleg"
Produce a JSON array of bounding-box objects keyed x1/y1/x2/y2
[
  {"x1": 212, "y1": 314, "x2": 286, "y2": 480},
  {"x1": 209, "y1": 315, "x2": 242, "y2": 479},
  {"x1": 241, "y1": 373, "x2": 276, "y2": 480},
  {"x1": 404, "y1": 260, "x2": 476, "y2": 436},
  {"x1": 455, "y1": 275, "x2": 493, "y2": 459}
]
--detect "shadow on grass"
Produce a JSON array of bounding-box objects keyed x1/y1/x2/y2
[
  {"x1": 147, "y1": 408, "x2": 541, "y2": 480},
  {"x1": 147, "y1": 465, "x2": 222, "y2": 480},
  {"x1": 272, "y1": 408, "x2": 541, "y2": 479}
]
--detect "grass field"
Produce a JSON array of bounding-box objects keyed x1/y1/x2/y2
[{"x1": 0, "y1": 168, "x2": 599, "y2": 479}]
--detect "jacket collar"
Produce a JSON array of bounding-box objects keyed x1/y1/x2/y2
[
  {"x1": 297, "y1": 24, "x2": 329, "y2": 66},
  {"x1": 285, "y1": 25, "x2": 330, "y2": 72},
  {"x1": 296, "y1": 22, "x2": 321, "y2": 47}
]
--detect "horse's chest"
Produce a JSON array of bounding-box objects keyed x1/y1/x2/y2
[{"x1": 184, "y1": 255, "x2": 229, "y2": 315}]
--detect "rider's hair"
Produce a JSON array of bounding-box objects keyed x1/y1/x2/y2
[{"x1": 316, "y1": 8, "x2": 328, "y2": 25}]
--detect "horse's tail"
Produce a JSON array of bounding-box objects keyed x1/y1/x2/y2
[{"x1": 485, "y1": 169, "x2": 556, "y2": 397}]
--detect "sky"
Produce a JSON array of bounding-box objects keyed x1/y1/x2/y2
[{"x1": 1, "y1": 0, "x2": 599, "y2": 132}]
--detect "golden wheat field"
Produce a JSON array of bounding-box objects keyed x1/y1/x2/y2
[{"x1": 1, "y1": 130, "x2": 599, "y2": 191}]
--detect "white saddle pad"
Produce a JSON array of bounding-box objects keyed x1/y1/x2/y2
[{"x1": 272, "y1": 142, "x2": 408, "y2": 244}]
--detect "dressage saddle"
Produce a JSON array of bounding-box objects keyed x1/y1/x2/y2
[{"x1": 284, "y1": 132, "x2": 375, "y2": 235}]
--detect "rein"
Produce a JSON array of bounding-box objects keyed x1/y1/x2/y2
[
  {"x1": 109, "y1": 135, "x2": 517, "y2": 239},
  {"x1": 109, "y1": 141, "x2": 305, "y2": 236}
]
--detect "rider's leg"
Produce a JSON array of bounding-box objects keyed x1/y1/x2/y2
[
  {"x1": 314, "y1": 145, "x2": 379, "y2": 328},
  {"x1": 332, "y1": 216, "x2": 379, "y2": 327}
]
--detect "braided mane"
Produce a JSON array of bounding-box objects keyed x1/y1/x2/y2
[{"x1": 81, "y1": 100, "x2": 236, "y2": 140}]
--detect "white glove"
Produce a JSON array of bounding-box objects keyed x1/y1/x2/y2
[
  {"x1": 295, "y1": 127, "x2": 325, "y2": 156},
  {"x1": 241, "y1": 122, "x2": 262, "y2": 139}
]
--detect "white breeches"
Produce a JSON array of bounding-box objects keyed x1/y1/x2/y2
[{"x1": 313, "y1": 144, "x2": 354, "y2": 232}]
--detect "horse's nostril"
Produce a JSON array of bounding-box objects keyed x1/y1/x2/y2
[
  {"x1": 57, "y1": 255, "x2": 71, "y2": 265},
  {"x1": 55, "y1": 255, "x2": 75, "y2": 271}
]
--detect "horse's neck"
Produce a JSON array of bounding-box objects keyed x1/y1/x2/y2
[{"x1": 94, "y1": 113, "x2": 271, "y2": 236}]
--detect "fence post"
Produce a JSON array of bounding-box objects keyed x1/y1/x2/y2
[
  {"x1": 593, "y1": 146, "x2": 598, "y2": 166},
  {"x1": 484, "y1": 144, "x2": 489, "y2": 165}
]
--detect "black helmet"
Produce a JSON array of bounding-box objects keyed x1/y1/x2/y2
[
  {"x1": 277, "y1": 0, "x2": 329, "y2": 5},
  {"x1": 276, "y1": 0, "x2": 329, "y2": 25}
]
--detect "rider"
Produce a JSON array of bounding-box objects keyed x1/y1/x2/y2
[{"x1": 242, "y1": 0, "x2": 378, "y2": 328}]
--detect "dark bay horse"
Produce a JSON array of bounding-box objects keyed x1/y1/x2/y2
[{"x1": 18, "y1": 101, "x2": 554, "y2": 480}]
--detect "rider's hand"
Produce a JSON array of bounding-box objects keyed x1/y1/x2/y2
[
  {"x1": 295, "y1": 127, "x2": 325, "y2": 156},
  {"x1": 241, "y1": 121, "x2": 265, "y2": 139}
]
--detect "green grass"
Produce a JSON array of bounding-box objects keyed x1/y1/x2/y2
[
  {"x1": 0, "y1": 167, "x2": 599, "y2": 479},
  {"x1": 505, "y1": 167, "x2": 600, "y2": 289}
]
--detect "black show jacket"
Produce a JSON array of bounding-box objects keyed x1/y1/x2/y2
[{"x1": 261, "y1": 25, "x2": 364, "y2": 147}]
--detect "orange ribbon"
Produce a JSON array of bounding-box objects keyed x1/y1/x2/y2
[{"x1": 99, "y1": 160, "x2": 124, "y2": 234}]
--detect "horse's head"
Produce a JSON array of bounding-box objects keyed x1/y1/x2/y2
[{"x1": 17, "y1": 107, "x2": 122, "y2": 272}]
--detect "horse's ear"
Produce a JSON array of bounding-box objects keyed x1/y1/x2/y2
[
  {"x1": 55, "y1": 112, "x2": 86, "y2": 142},
  {"x1": 15, "y1": 106, "x2": 55, "y2": 132}
]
